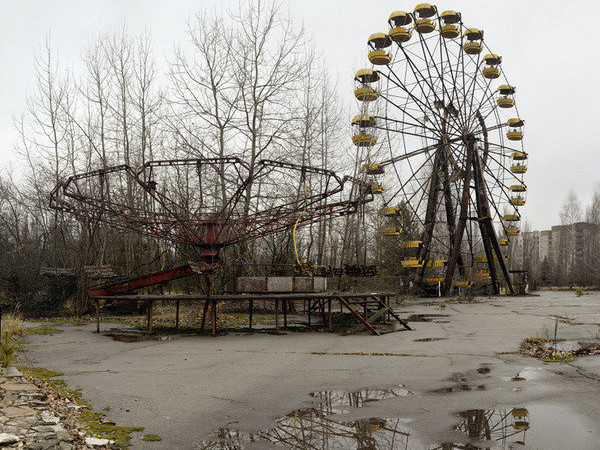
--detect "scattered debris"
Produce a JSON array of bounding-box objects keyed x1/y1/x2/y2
[{"x1": 520, "y1": 337, "x2": 600, "y2": 362}]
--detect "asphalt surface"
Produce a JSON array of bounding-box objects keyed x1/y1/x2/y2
[{"x1": 19, "y1": 291, "x2": 600, "y2": 449}]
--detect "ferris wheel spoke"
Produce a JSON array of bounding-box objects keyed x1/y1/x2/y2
[
  {"x1": 374, "y1": 115, "x2": 440, "y2": 135},
  {"x1": 461, "y1": 54, "x2": 486, "y2": 127},
  {"x1": 378, "y1": 78, "x2": 443, "y2": 135},
  {"x1": 395, "y1": 45, "x2": 451, "y2": 133},
  {"x1": 375, "y1": 124, "x2": 440, "y2": 140},
  {"x1": 486, "y1": 142, "x2": 525, "y2": 154},
  {"x1": 414, "y1": 33, "x2": 466, "y2": 137},
  {"x1": 383, "y1": 67, "x2": 446, "y2": 134},
  {"x1": 466, "y1": 77, "x2": 502, "y2": 131}
]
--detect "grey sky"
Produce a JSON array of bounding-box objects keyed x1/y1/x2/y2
[{"x1": 1, "y1": 0, "x2": 599, "y2": 230}]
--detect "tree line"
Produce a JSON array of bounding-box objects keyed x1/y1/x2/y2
[{"x1": 0, "y1": 1, "x2": 395, "y2": 315}]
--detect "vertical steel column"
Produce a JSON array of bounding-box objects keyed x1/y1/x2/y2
[
  {"x1": 444, "y1": 137, "x2": 475, "y2": 294},
  {"x1": 417, "y1": 148, "x2": 443, "y2": 283},
  {"x1": 472, "y1": 146, "x2": 514, "y2": 294},
  {"x1": 95, "y1": 300, "x2": 100, "y2": 333},
  {"x1": 275, "y1": 299, "x2": 280, "y2": 335},
  {"x1": 248, "y1": 299, "x2": 253, "y2": 330},
  {"x1": 440, "y1": 136, "x2": 465, "y2": 276}
]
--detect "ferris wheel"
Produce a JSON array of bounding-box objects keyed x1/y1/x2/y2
[{"x1": 352, "y1": 3, "x2": 527, "y2": 294}]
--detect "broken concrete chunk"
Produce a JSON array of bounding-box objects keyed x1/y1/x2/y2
[
  {"x1": 40, "y1": 410, "x2": 60, "y2": 424},
  {"x1": 0, "y1": 433, "x2": 20, "y2": 445},
  {"x1": 85, "y1": 437, "x2": 115, "y2": 446}
]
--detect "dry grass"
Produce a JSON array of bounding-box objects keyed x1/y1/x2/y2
[
  {"x1": 1, "y1": 312, "x2": 27, "y2": 339},
  {"x1": 1, "y1": 312, "x2": 26, "y2": 367}
]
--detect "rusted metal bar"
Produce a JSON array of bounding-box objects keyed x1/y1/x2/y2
[
  {"x1": 283, "y1": 299, "x2": 288, "y2": 329},
  {"x1": 89, "y1": 263, "x2": 216, "y2": 297},
  {"x1": 200, "y1": 300, "x2": 209, "y2": 332},
  {"x1": 175, "y1": 300, "x2": 180, "y2": 331},
  {"x1": 472, "y1": 145, "x2": 514, "y2": 294},
  {"x1": 211, "y1": 299, "x2": 217, "y2": 337},
  {"x1": 441, "y1": 136, "x2": 465, "y2": 277},
  {"x1": 147, "y1": 300, "x2": 153, "y2": 335},
  {"x1": 327, "y1": 299, "x2": 332, "y2": 332},
  {"x1": 444, "y1": 137, "x2": 475, "y2": 294},
  {"x1": 95, "y1": 300, "x2": 100, "y2": 333},
  {"x1": 93, "y1": 292, "x2": 397, "y2": 302},
  {"x1": 370, "y1": 295, "x2": 412, "y2": 330},
  {"x1": 338, "y1": 297, "x2": 380, "y2": 336},
  {"x1": 249, "y1": 299, "x2": 253, "y2": 330},
  {"x1": 275, "y1": 299, "x2": 279, "y2": 335}
]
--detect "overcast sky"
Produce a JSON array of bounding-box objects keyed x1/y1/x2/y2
[{"x1": 1, "y1": 0, "x2": 599, "y2": 230}]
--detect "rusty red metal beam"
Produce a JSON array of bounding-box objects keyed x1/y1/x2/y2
[{"x1": 89, "y1": 262, "x2": 217, "y2": 297}]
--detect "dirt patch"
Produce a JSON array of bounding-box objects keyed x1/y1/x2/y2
[
  {"x1": 406, "y1": 314, "x2": 449, "y2": 322},
  {"x1": 520, "y1": 337, "x2": 600, "y2": 362}
]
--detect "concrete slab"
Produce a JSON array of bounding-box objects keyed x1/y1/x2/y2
[
  {"x1": 0, "y1": 406, "x2": 37, "y2": 417},
  {"x1": 19, "y1": 291, "x2": 600, "y2": 449},
  {"x1": 0, "y1": 383, "x2": 38, "y2": 391}
]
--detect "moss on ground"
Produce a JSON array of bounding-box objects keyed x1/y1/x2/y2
[
  {"x1": 17, "y1": 366, "x2": 63, "y2": 378},
  {"x1": 142, "y1": 434, "x2": 162, "y2": 441},
  {"x1": 27, "y1": 325, "x2": 64, "y2": 335},
  {"x1": 17, "y1": 365, "x2": 145, "y2": 448}
]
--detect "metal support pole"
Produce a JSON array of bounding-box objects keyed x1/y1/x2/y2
[
  {"x1": 307, "y1": 300, "x2": 311, "y2": 328},
  {"x1": 327, "y1": 299, "x2": 332, "y2": 332},
  {"x1": 95, "y1": 300, "x2": 100, "y2": 333},
  {"x1": 249, "y1": 299, "x2": 253, "y2": 330},
  {"x1": 444, "y1": 137, "x2": 475, "y2": 294},
  {"x1": 200, "y1": 300, "x2": 209, "y2": 332},
  {"x1": 175, "y1": 300, "x2": 180, "y2": 331},
  {"x1": 147, "y1": 300, "x2": 153, "y2": 335},
  {"x1": 211, "y1": 299, "x2": 217, "y2": 337},
  {"x1": 275, "y1": 299, "x2": 280, "y2": 335},
  {"x1": 283, "y1": 299, "x2": 288, "y2": 329},
  {"x1": 338, "y1": 296, "x2": 380, "y2": 336}
]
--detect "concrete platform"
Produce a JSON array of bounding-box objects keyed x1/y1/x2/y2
[{"x1": 19, "y1": 290, "x2": 600, "y2": 449}]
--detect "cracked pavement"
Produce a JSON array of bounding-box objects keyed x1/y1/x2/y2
[{"x1": 18, "y1": 291, "x2": 600, "y2": 449}]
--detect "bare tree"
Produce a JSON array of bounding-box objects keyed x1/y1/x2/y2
[{"x1": 559, "y1": 189, "x2": 583, "y2": 225}]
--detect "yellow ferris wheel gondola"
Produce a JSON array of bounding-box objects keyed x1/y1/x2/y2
[
  {"x1": 511, "y1": 152, "x2": 528, "y2": 174},
  {"x1": 388, "y1": 11, "x2": 412, "y2": 43},
  {"x1": 509, "y1": 184, "x2": 527, "y2": 206},
  {"x1": 367, "y1": 33, "x2": 392, "y2": 65},
  {"x1": 497, "y1": 84, "x2": 516, "y2": 108},
  {"x1": 506, "y1": 118, "x2": 524, "y2": 141},
  {"x1": 482, "y1": 53, "x2": 502, "y2": 79},
  {"x1": 354, "y1": 69, "x2": 380, "y2": 102},
  {"x1": 413, "y1": 3, "x2": 436, "y2": 33},
  {"x1": 463, "y1": 28, "x2": 483, "y2": 54}
]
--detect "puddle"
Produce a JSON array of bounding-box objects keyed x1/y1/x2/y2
[
  {"x1": 198, "y1": 416, "x2": 414, "y2": 449},
  {"x1": 543, "y1": 340, "x2": 582, "y2": 352},
  {"x1": 406, "y1": 314, "x2": 450, "y2": 322},
  {"x1": 310, "y1": 385, "x2": 411, "y2": 410},
  {"x1": 197, "y1": 387, "x2": 598, "y2": 449},
  {"x1": 433, "y1": 384, "x2": 486, "y2": 394},
  {"x1": 197, "y1": 386, "x2": 413, "y2": 449},
  {"x1": 507, "y1": 367, "x2": 539, "y2": 383},
  {"x1": 452, "y1": 405, "x2": 598, "y2": 449},
  {"x1": 414, "y1": 337, "x2": 447, "y2": 342},
  {"x1": 454, "y1": 408, "x2": 530, "y2": 446}
]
